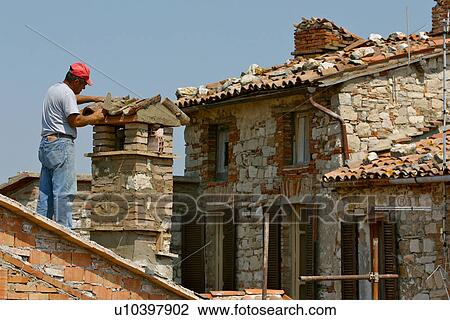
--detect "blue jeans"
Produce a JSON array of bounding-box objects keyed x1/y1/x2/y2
[{"x1": 37, "y1": 137, "x2": 77, "y2": 228}]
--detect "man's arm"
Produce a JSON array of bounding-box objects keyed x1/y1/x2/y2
[
  {"x1": 76, "y1": 95, "x2": 104, "y2": 105},
  {"x1": 68, "y1": 108, "x2": 105, "y2": 128}
]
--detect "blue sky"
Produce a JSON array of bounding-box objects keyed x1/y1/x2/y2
[{"x1": 0, "y1": 0, "x2": 434, "y2": 182}]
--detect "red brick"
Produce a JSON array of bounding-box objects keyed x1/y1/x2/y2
[
  {"x1": 12, "y1": 283, "x2": 37, "y2": 292},
  {"x1": 93, "y1": 286, "x2": 112, "y2": 300},
  {"x1": 7, "y1": 292, "x2": 28, "y2": 300},
  {"x1": 102, "y1": 273, "x2": 121, "y2": 289},
  {"x1": 64, "y1": 267, "x2": 84, "y2": 282},
  {"x1": 0, "y1": 269, "x2": 7, "y2": 299},
  {"x1": 29, "y1": 293, "x2": 49, "y2": 300},
  {"x1": 72, "y1": 252, "x2": 91, "y2": 267},
  {"x1": 0, "y1": 231, "x2": 14, "y2": 246},
  {"x1": 130, "y1": 291, "x2": 145, "y2": 300},
  {"x1": 50, "y1": 252, "x2": 72, "y2": 266},
  {"x1": 14, "y1": 232, "x2": 36, "y2": 247},
  {"x1": 146, "y1": 294, "x2": 167, "y2": 300},
  {"x1": 8, "y1": 275, "x2": 29, "y2": 284},
  {"x1": 112, "y1": 290, "x2": 131, "y2": 300},
  {"x1": 76, "y1": 284, "x2": 93, "y2": 292},
  {"x1": 29, "y1": 250, "x2": 51, "y2": 265},
  {"x1": 123, "y1": 278, "x2": 142, "y2": 292},
  {"x1": 49, "y1": 293, "x2": 70, "y2": 300},
  {"x1": 36, "y1": 285, "x2": 58, "y2": 293},
  {"x1": 84, "y1": 269, "x2": 101, "y2": 285}
]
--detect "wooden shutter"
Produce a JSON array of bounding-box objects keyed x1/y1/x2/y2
[
  {"x1": 283, "y1": 113, "x2": 295, "y2": 166},
  {"x1": 304, "y1": 208, "x2": 316, "y2": 299},
  {"x1": 181, "y1": 212, "x2": 205, "y2": 293},
  {"x1": 268, "y1": 212, "x2": 281, "y2": 289},
  {"x1": 380, "y1": 222, "x2": 398, "y2": 299},
  {"x1": 341, "y1": 222, "x2": 359, "y2": 299},
  {"x1": 222, "y1": 209, "x2": 236, "y2": 290}
]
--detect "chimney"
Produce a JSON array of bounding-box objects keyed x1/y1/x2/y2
[
  {"x1": 432, "y1": 0, "x2": 450, "y2": 34},
  {"x1": 83, "y1": 96, "x2": 189, "y2": 279},
  {"x1": 292, "y1": 17, "x2": 361, "y2": 58}
]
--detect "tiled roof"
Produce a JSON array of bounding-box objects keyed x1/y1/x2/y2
[
  {"x1": 199, "y1": 289, "x2": 291, "y2": 300},
  {"x1": 323, "y1": 133, "x2": 450, "y2": 183},
  {"x1": 83, "y1": 94, "x2": 189, "y2": 126},
  {"x1": 176, "y1": 19, "x2": 442, "y2": 108}
]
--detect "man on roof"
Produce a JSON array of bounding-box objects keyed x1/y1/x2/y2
[{"x1": 37, "y1": 62, "x2": 105, "y2": 228}]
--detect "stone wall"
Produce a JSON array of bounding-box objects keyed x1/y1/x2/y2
[
  {"x1": 326, "y1": 183, "x2": 449, "y2": 300},
  {"x1": 334, "y1": 56, "x2": 446, "y2": 165},
  {"x1": 2, "y1": 178, "x2": 92, "y2": 238},
  {"x1": 184, "y1": 92, "x2": 343, "y2": 293},
  {"x1": 87, "y1": 124, "x2": 176, "y2": 279}
]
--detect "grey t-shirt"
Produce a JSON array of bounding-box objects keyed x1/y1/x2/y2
[{"x1": 41, "y1": 82, "x2": 79, "y2": 139}]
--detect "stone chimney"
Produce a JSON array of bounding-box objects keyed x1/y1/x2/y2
[
  {"x1": 432, "y1": 0, "x2": 450, "y2": 34},
  {"x1": 82, "y1": 96, "x2": 189, "y2": 279},
  {"x1": 292, "y1": 17, "x2": 361, "y2": 58}
]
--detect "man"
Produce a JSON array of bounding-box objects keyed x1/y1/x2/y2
[{"x1": 37, "y1": 62, "x2": 105, "y2": 228}]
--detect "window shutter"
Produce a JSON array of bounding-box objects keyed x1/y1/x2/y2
[
  {"x1": 268, "y1": 212, "x2": 281, "y2": 289},
  {"x1": 181, "y1": 212, "x2": 205, "y2": 293},
  {"x1": 304, "y1": 208, "x2": 316, "y2": 299},
  {"x1": 222, "y1": 209, "x2": 236, "y2": 290},
  {"x1": 341, "y1": 222, "x2": 359, "y2": 299},
  {"x1": 380, "y1": 222, "x2": 398, "y2": 299},
  {"x1": 283, "y1": 113, "x2": 295, "y2": 166}
]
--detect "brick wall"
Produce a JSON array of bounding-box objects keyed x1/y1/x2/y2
[
  {"x1": 432, "y1": 0, "x2": 450, "y2": 34},
  {"x1": 0, "y1": 204, "x2": 188, "y2": 300},
  {"x1": 293, "y1": 18, "x2": 358, "y2": 57}
]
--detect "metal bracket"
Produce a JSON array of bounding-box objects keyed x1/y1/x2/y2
[{"x1": 369, "y1": 272, "x2": 380, "y2": 283}]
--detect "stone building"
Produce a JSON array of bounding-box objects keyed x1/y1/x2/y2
[{"x1": 175, "y1": 0, "x2": 450, "y2": 299}]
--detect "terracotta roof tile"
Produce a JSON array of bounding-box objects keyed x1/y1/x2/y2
[
  {"x1": 176, "y1": 26, "x2": 439, "y2": 108},
  {"x1": 324, "y1": 133, "x2": 450, "y2": 183}
]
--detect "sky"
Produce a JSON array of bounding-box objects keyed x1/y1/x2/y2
[{"x1": 0, "y1": 0, "x2": 435, "y2": 183}]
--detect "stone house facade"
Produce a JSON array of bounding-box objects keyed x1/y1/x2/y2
[{"x1": 175, "y1": 0, "x2": 450, "y2": 299}]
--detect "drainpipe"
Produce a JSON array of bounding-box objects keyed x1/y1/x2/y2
[{"x1": 309, "y1": 96, "x2": 350, "y2": 161}]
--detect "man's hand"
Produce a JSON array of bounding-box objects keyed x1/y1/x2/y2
[
  {"x1": 76, "y1": 95, "x2": 105, "y2": 104},
  {"x1": 68, "y1": 107, "x2": 105, "y2": 128}
]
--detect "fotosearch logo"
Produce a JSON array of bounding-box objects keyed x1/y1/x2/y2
[{"x1": 73, "y1": 193, "x2": 426, "y2": 225}]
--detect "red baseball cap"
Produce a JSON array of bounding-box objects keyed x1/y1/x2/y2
[{"x1": 69, "y1": 62, "x2": 93, "y2": 85}]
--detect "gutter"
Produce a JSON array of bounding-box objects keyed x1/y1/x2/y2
[
  {"x1": 309, "y1": 96, "x2": 350, "y2": 161},
  {"x1": 323, "y1": 174, "x2": 450, "y2": 188}
]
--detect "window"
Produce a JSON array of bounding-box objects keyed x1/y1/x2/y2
[
  {"x1": 293, "y1": 113, "x2": 310, "y2": 165},
  {"x1": 216, "y1": 126, "x2": 229, "y2": 180},
  {"x1": 209, "y1": 209, "x2": 235, "y2": 290},
  {"x1": 340, "y1": 217, "x2": 398, "y2": 300}
]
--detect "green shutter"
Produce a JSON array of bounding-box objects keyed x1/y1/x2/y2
[
  {"x1": 268, "y1": 212, "x2": 281, "y2": 289},
  {"x1": 380, "y1": 222, "x2": 398, "y2": 299},
  {"x1": 222, "y1": 209, "x2": 236, "y2": 290},
  {"x1": 181, "y1": 212, "x2": 205, "y2": 293},
  {"x1": 341, "y1": 222, "x2": 359, "y2": 299}
]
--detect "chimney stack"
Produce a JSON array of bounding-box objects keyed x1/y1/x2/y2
[
  {"x1": 432, "y1": 0, "x2": 450, "y2": 34},
  {"x1": 83, "y1": 96, "x2": 189, "y2": 279},
  {"x1": 292, "y1": 17, "x2": 361, "y2": 58}
]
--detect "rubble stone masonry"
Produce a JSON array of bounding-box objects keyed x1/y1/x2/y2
[{"x1": 183, "y1": 54, "x2": 450, "y2": 298}]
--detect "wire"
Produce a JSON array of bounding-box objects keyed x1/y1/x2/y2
[{"x1": 25, "y1": 24, "x2": 143, "y2": 98}]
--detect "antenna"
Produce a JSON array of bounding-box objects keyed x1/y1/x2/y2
[
  {"x1": 443, "y1": 11, "x2": 449, "y2": 167},
  {"x1": 406, "y1": 6, "x2": 411, "y2": 64}
]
